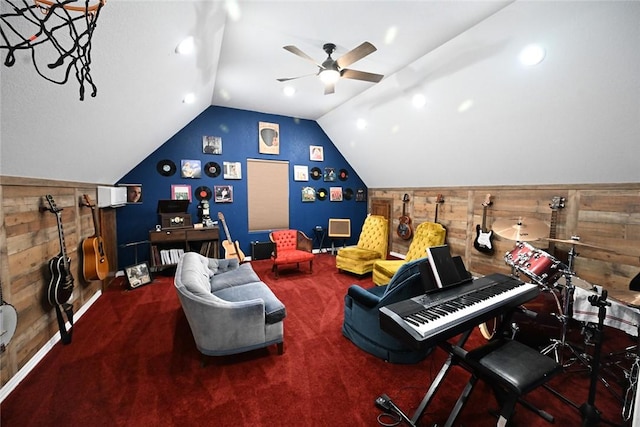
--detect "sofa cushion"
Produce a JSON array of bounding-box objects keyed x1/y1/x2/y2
[
  {"x1": 337, "y1": 247, "x2": 382, "y2": 261},
  {"x1": 214, "y1": 282, "x2": 287, "y2": 324},
  {"x1": 210, "y1": 263, "x2": 261, "y2": 292}
]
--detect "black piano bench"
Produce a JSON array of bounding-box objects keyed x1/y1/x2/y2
[{"x1": 451, "y1": 339, "x2": 562, "y2": 426}]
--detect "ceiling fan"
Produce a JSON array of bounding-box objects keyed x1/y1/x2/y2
[{"x1": 277, "y1": 41, "x2": 384, "y2": 95}]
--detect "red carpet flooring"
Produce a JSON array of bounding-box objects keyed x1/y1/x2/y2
[{"x1": 1, "y1": 254, "x2": 634, "y2": 426}]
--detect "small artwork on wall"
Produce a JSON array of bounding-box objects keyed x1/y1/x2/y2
[
  {"x1": 323, "y1": 167, "x2": 336, "y2": 182},
  {"x1": 181, "y1": 159, "x2": 202, "y2": 178},
  {"x1": 294, "y1": 165, "x2": 309, "y2": 181},
  {"x1": 203, "y1": 136, "x2": 222, "y2": 154},
  {"x1": 310, "y1": 145, "x2": 323, "y2": 161},
  {"x1": 258, "y1": 122, "x2": 279, "y2": 155},
  {"x1": 330, "y1": 187, "x2": 343, "y2": 202},
  {"x1": 223, "y1": 161, "x2": 242, "y2": 179},
  {"x1": 123, "y1": 184, "x2": 143, "y2": 204},
  {"x1": 355, "y1": 188, "x2": 366, "y2": 202},
  {"x1": 214, "y1": 185, "x2": 233, "y2": 203},
  {"x1": 171, "y1": 184, "x2": 192, "y2": 201},
  {"x1": 302, "y1": 186, "x2": 316, "y2": 202}
]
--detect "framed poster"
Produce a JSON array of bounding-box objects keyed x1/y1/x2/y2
[
  {"x1": 323, "y1": 167, "x2": 336, "y2": 182},
  {"x1": 330, "y1": 187, "x2": 343, "y2": 202},
  {"x1": 214, "y1": 185, "x2": 233, "y2": 203},
  {"x1": 294, "y1": 165, "x2": 309, "y2": 181},
  {"x1": 223, "y1": 161, "x2": 242, "y2": 179},
  {"x1": 203, "y1": 136, "x2": 222, "y2": 154},
  {"x1": 171, "y1": 184, "x2": 192, "y2": 201},
  {"x1": 125, "y1": 262, "x2": 152, "y2": 289},
  {"x1": 181, "y1": 159, "x2": 202, "y2": 178},
  {"x1": 259, "y1": 122, "x2": 279, "y2": 155},
  {"x1": 310, "y1": 145, "x2": 324, "y2": 161},
  {"x1": 302, "y1": 186, "x2": 316, "y2": 202}
]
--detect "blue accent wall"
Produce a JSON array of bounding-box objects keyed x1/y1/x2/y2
[{"x1": 116, "y1": 106, "x2": 368, "y2": 269}]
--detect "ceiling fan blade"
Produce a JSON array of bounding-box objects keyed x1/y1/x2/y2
[
  {"x1": 277, "y1": 72, "x2": 318, "y2": 82},
  {"x1": 283, "y1": 45, "x2": 323, "y2": 68},
  {"x1": 336, "y1": 41, "x2": 376, "y2": 69},
  {"x1": 324, "y1": 82, "x2": 335, "y2": 95},
  {"x1": 341, "y1": 69, "x2": 384, "y2": 83}
]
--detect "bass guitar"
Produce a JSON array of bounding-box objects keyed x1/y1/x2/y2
[
  {"x1": 218, "y1": 212, "x2": 246, "y2": 262},
  {"x1": 434, "y1": 194, "x2": 445, "y2": 225},
  {"x1": 548, "y1": 196, "x2": 566, "y2": 261},
  {"x1": 43, "y1": 195, "x2": 74, "y2": 344},
  {"x1": 81, "y1": 194, "x2": 109, "y2": 281},
  {"x1": 397, "y1": 193, "x2": 413, "y2": 240},
  {"x1": 474, "y1": 193, "x2": 494, "y2": 254},
  {"x1": 0, "y1": 281, "x2": 17, "y2": 353}
]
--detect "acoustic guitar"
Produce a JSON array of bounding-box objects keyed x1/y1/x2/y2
[
  {"x1": 43, "y1": 195, "x2": 74, "y2": 344},
  {"x1": 218, "y1": 212, "x2": 246, "y2": 262},
  {"x1": 473, "y1": 193, "x2": 494, "y2": 254},
  {"x1": 397, "y1": 193, "x2": 413, "y2": 240},
  {"x1": 81, "y1": 194, "x2": 109, "y2": 281},
  {"x1": 0, "y1": 281, "x2": 17, "y2": 353}
]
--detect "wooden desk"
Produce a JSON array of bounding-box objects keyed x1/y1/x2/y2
[{"x1": 149, "y1": 227, "x2": 219, "y2": 268}]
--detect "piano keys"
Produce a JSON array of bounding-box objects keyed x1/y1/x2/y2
[{"x1": 380, "y1": 273, "x2": 540, "y2": 349}]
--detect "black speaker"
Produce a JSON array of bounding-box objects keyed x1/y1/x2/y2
[{"x1": 251, "y1": 242, "x2": 274, "y2": 260}]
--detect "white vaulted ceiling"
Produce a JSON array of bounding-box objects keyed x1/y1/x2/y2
[{"x1": 1, "y1": 1, "x2": 639, "y2": 187}]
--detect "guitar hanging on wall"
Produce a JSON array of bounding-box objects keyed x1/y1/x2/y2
[
  {"x1": 474, "y1": 194, "x2": 494, "y2": 254},
  {"x1": 434, "y1": 194, "x2": 445, "y2": 226},
  {"x1": 81, "y1": 194, "x2": 109, "y2": 281},
  {"x1": 218, "y1": 212, "x2": 246, "y2": 263},
  {"x1": 42, "y1": 195, "x2": 74, "y2": 344},
  {"x1": 397, "y1": 193, "x2": 413, "y2": 240},
  {"x1": 548, "y1": 196, "x2": 566, "y2": 261},
  {"x1": 0, "y1": 281, "x2": 17, "y2": 353}
]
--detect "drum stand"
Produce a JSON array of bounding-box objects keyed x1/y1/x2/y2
[{"x1": 540, "y1": 242, "x2": 591, "y2": 368}]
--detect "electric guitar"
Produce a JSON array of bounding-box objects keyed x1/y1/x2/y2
[
  {"x1": 44, "y1": 195, "x2": 75, "y2": 306},
  {"x1": 397, "y1": 193, "x2": 413, "y2": 240},
  {"x1": 0, "y1": 281, "x2": 17, "y2": 353},
  {"x1": 434, "y1": 194, "x2": 445, "y2": 225},
  {"x1": 218, "y1": 212, "x2": 246, "y2": 262},
  {"x1": 81, "y1": 194, "x2": 109, "y2": 281},
  {"x1": 548, "y1": 196, "x2": 566, "y2": 259},
  {"x1": 474, "y1": 193, "x2": 494, "y2": 254}
]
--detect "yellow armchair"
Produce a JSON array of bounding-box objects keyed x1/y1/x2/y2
[
  {"x1": 336, "y1": 215, "x2": 388, "y2": 276},
  {"x1": 372, "y1": 221, "x2": 446, "y2": 285}
]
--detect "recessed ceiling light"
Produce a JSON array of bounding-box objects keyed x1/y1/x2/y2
[
  {"x1": 458, "y1": 99, "x2": 474, "y2": 113},
  {"x1": 356, "y1": 118, "x2": 367, "y2": 130},
  {"x1": 283, "y1": 86, "x2": 296, "y2": 97},
  {"x1": 176, "y1": 36, "x2": 194, "y2": 55},
  {"x1": 519, "y1": 44, "x2": 546, "y2": 66},
  {"x1": 183, "y1": 93, "x2": 195, "y2": 104},
  {"x1": 412, "y1": 93, "x2": 426, "y2": 108}
]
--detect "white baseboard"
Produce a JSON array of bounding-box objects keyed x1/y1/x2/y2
[
  {"x1": 0, "y1": 290, "x2": 102, "y2": 403},
  {"x1": 389, "y1": 251, "x2": 406, "y2": 259}
]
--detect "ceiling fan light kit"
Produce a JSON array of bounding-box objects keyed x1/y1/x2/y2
[{"x1": 279, "y1": 41, "x2": 384, "y2": 94}]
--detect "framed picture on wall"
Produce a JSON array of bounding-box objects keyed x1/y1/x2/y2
[
  {"x1": 330, "y1": 187, "x2": 343, "y2": 202},
  {"x1": 223, "y1": 161, "x2": 242, "y2": 179},
  {"x1": 171, "y1": 184, "x2": 192, "y2": 201},
  {"x1": 214, "y1": 185, "x2": 233, "y2": 203},
  {"x1": 202, "y1": 136, "x2": 222, "y2": 154},
  {"x1": 123, "y1": 184, "x2": 143, "y2": 204},
  {"x1": 181, "y1": 159, "x2": 202, "y2": 178},
  {"x1": 258, "y1": 122, "x2": 279, "y2": 155},
  {"x1": 294, "y1": 165, "x2": 309, "y2": 181},
  {"x1": 323, "y1": 167, "x2": 336, "y2": 182},
  {"x1": 302, "y1": 186, "x2": 316, "y2": 202},
  {"x1": 310, "y1": 145, "x2": 323, "y2": 161}
]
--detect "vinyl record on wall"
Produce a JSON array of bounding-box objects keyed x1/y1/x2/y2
[
  {"x1": 317, "y1": 188, "x2": 327, "y2": 200},
  {"x1": 204, "y1": 162, "x2": 221, "y2": 178},
  {"x1": 344, "y1": 188, "x2": 354, "y2": 200},
  {"x1": 195, "y1": 186, "x2": 212, "y2": 201},
  {"x1": 156, "y1": 159, "x2": 176, "y2": 177},
  {"x1": 310, "y1": 167, "x2": 322, "y2": 180},
  {"x1": 338, "y1": 169, "x2": 349, "y2": 181}
]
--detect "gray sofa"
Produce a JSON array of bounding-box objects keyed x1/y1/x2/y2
[{"x1": 174, "y1": 252, "x2": 286, "y2": 358}]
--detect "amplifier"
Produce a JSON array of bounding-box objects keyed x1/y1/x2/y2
[{"x1": 251, "y1": 241, "x2": 274, "y2": 260}]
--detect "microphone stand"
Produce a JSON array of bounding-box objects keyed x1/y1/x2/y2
[{"x1": 579, "y1": 289, "x2": 619, "y2": 427}]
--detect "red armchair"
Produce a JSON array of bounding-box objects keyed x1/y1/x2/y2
[{"x1": 269, "y1": 230, "x2": 314, "y2": 278}]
